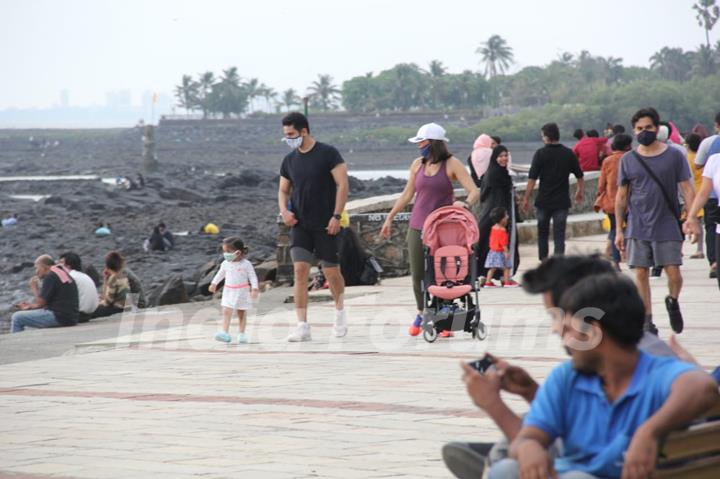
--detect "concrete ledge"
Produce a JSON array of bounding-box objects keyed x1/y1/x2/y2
[{"x1": 518, "y1": 212, "x2": 606, "y2": 243}]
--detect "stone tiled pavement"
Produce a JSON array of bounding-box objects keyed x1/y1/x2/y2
[{"x1": 1, "y1": 235, "x2": 718, "y2": 478}]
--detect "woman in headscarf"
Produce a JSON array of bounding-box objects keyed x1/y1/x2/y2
[
  {"x1": 476, "y1": 145, "x2": 520, "y2": 282},
  {"x1": 468, "y1": 134, "x2": 494, "y2": 187}
]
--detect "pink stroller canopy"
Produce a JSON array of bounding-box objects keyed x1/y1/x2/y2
[{"x1": 422, "y1": 205, "x2": 479, "y2": 254}]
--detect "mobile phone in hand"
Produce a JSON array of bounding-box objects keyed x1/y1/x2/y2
[{"x1": 468, "y1": 354, "x2": 494, "y2": 374}]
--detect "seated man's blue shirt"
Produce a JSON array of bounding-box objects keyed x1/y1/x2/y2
[{"x1": 523, "y1": 351, "x2": 696, "y2": 477}]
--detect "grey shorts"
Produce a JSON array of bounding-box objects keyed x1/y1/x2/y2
[
  {"x1": 290, "y1": 246, "x2": 338, "y2": 267},
  {"x1": 627, "y1": 239, "x2": 683, "y2": 268}
]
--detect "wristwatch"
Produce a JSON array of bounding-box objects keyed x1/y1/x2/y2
[{"x1": 333, "y1": 213, "x2": 342, "y2": 220}]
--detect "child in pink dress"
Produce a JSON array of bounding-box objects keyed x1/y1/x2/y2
[{"x1": 209, "y1": 237, "x2": 259, "y2": 344}]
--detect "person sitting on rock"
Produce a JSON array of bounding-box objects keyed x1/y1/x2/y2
[
  {"x1": 146, "y1": 223, "x2": 174, "y2": 252},
  {"x1": 91, "y1": 251, "x2": 130, "y2": 318},
  {"x1": 147, "y1": 222, "x2": 176, "y2": 251},
  {"x1": 11, "y1": 255, "x2": 79, "y2": 333},
  {"x1": 158, "y1": 223, "x2": 175, "y2": 249},
  {"x1": 59, "y1": 252, "x2": 99, "y2": 323}
]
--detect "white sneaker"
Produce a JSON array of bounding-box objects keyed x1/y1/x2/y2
[
  {"x1": 287, "y1": 322, "x2": 312, "y2": 342},
  {"x1": 333, "y1": 309, "x2": 348, "y2": 338}
]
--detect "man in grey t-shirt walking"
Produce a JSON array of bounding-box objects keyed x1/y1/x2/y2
[{"x1": 615, "y1": 108, "x2": 695, "y2": 335}]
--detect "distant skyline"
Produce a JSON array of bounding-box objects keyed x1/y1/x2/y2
[{"x1": 0, "y1": 0, "x2": 712, "y2": 115}]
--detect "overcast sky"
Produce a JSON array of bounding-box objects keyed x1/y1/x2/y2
[{"x1": 0, "y1": 0, "x2": 711, "y2": 110}]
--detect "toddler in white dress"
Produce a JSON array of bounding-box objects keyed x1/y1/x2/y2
[{"x1": 209, "y1": 237, "x2": 259, "y2": 344}]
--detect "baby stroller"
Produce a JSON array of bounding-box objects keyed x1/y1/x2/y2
[{"x1": 420, "y1": 205, "x2": 487, "y2": 343}]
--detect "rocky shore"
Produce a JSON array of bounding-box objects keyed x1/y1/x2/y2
[{"x1": 0, "y1": 125, "x2": 410, "y2": 331}]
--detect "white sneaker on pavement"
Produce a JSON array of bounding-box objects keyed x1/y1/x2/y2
[
  {"x1": 287, "y1": 322, "x2": 312, "y2": 342},
  {"x1": 333, "y1": 309, "x2": 348, "y2": 338}
]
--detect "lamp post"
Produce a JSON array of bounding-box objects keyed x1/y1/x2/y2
[{"x1": 302, "y1": 96, "x2": 309, "y2": 117}]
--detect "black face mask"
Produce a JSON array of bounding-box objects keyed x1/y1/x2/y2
[{"x1": 637, "y1": 130, "x2": 657, "y2": 146}]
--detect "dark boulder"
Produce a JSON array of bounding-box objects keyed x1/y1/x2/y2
[
  {"x1": 147, "y1": 274, "x2": 188, "y2": 306},
  {"x1": 348, "y1": 176, "x2": 366, "y2": 193},
  {"x1": 254, "y1": 260, "x2": 277, "y2": 282}
]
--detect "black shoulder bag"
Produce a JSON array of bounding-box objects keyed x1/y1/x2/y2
[{"x1": 630, "y1": 151, "x2": 684, "y2": 236}]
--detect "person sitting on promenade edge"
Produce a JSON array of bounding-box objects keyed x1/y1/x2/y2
[
  {"x1": 487, "y1": 273, "x2": 718, "y2": 479},
  {"x1": 444, "y1": 255, "x2": 674, "y2": 479},
  {"x1": 522, "y1": 122, "x2": 585, "y2": 260},
  {"x1": 59, "y1": 252, "x2": 98, "y2": 323},
  {"x1": 615, "y1": 108, "x2": 695, "y2": 335},
  {"x1": 11, "y1": 255, "x2": 79, "y2": 333},
  {"x1": 91, "y1": 251, "x2": 130, "y2": 318}
]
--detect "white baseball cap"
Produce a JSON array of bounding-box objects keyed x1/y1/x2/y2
[{"x1": 408, "y1": 122, "x2": 449, "y2": 143}]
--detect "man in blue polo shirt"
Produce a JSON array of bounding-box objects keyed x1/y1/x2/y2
[{"x1": 488, "y1": 274, "x2": 718, "y2": 479}]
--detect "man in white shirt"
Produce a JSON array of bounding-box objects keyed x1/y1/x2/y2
[
  {"x1": 694, "y1": 112, "x2": 720, "y2": 279},
  {"x1": 59, "y1": 252, "x2": 99, "y2": 322}
]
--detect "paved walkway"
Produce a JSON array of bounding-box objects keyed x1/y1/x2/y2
[{"x1": 1, "y1": 235, "x2": 718, "y2": 478}]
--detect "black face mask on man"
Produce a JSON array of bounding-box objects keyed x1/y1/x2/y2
[{"x1": 636, "y1": 130, "x2": 657, "y2": 147}]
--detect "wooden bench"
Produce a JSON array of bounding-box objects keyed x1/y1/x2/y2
[{"x1": 656, "y1": 401, "x2": 720, "y2": 478}]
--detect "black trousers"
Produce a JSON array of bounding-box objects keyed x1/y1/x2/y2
[
  {"x1": 91, "y1": 304, "x2": 124, "y2": 319},
  {"x1": 705, "y1": 198, "x2": 719, "y2": 265}
]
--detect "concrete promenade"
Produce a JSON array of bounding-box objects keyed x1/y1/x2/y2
[{"x1": 1, "y1": 235, "x2": 718, "y2": 478}]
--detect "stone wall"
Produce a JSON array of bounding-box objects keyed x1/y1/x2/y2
[{"x1": 276, "y1": 172, "x2": 600, "y2": 284}]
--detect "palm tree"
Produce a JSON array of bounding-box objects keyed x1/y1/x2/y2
[
  {"x1": 307, "y1": 74, "x2": 341, "y2": 111},
  {"x1": 197, "y1": 71, "x2": 215, "y2": 119},
  {"x1": 174, "y1": 75, "x2": 199, "y2": 115},
  {"x1": 428, "y1": 60, "x2": 446, "y2": 78},
  {"x1": 281, "y1": 89, "x2": 300, "y2": 111},
  {"x1": 244, "y1": 78, "x2": 261, "y2": 112},
  {"x1": 650, "y1": 47, "x2": 692, "y2": 81},
  {"x1": 260, "y1": 84, "x2": 277, "y2": 113},
  {"x1": 557, "y1": 52, "x2": 574, "y2": 65},
  {"x1": 692, "y1": 44, "x2": 718, "y2": 76},
  {"x1": 693, "y1": 0, "x2": 720, "y2": 49},
  {"x1": 602, "y1": 56, "x2": 624, "y2": 84},
  {"x1": 476, "y1": 35, "x2": 515, "y2": 78},
  {"x1": 213, "y1": 67, "x2": 247, "y2": 118},
  {"x1": 426, "y1": 60, "x2": 446, "y2": 110}
]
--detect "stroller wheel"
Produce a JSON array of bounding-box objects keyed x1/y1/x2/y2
[
  {"x1": 473, "y1": 322, "x2": 488, "y2": 341},
  {"x1": 423, "y1": 328, "x2": 438, "y2": 343}
]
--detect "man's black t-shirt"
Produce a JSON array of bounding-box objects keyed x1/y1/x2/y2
[
  {"x1": 41, "y1": 271, "x2": 79, "y2": 326},
  {"x1": 280, "y1": 142, "x2": 344, "y2": 229},
  {"x1": 528, "y1": 143, "x2": 584, "y2": 210}
]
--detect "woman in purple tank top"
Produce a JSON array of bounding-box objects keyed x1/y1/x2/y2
[{"x1": 380, "y1": 123, "x2": 479, "y2": 337}]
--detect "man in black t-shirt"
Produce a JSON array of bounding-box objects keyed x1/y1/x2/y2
[
  {"x1": 11, "y1": 255, "x2": 79, "y2": 333},
  {"x1": 522, "y1": 123, "x2": 585, "y2": 260},
  {"x1": 278, "y1": 112, "x2": 350, "y2": 342}
]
